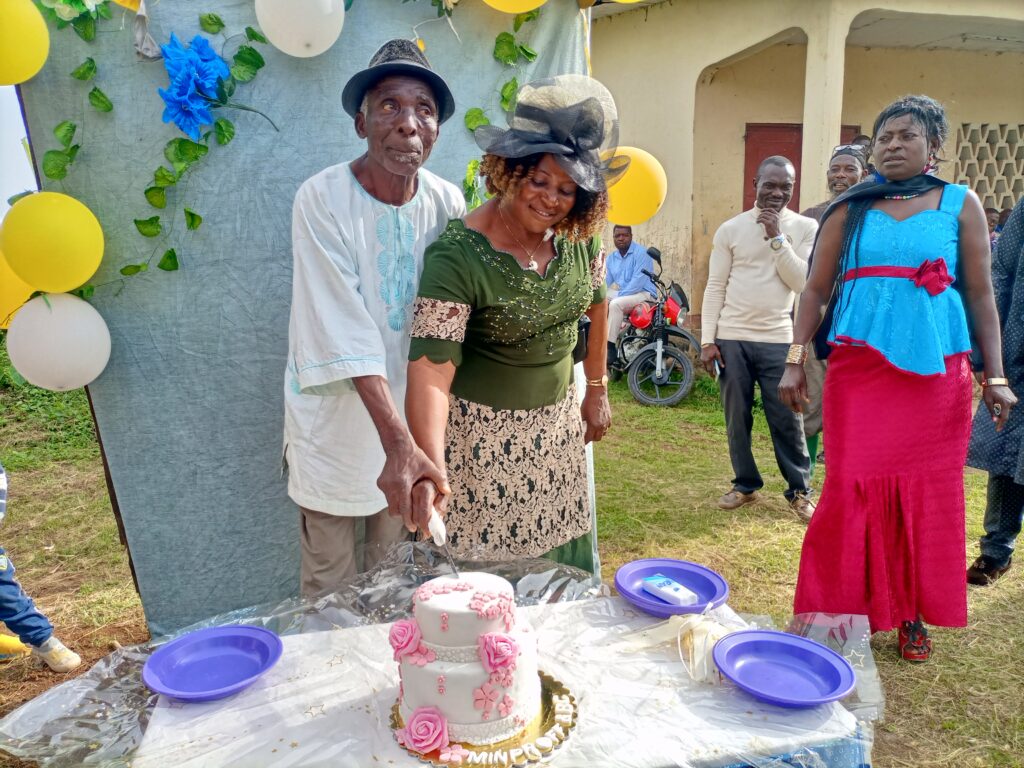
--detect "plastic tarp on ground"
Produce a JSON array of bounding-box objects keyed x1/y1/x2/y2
[
  {"x1": 0, "y1": 548, "x2": 877, "y2": 767},
  {"x1": 17, "y1": 0, "x2": 590, "y2": 634}
]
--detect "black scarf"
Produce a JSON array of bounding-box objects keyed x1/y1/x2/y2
[{"x1": 810, "y1": 172, "x2": 960, "y2": 359}]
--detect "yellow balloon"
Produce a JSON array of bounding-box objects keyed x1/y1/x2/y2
[
  {"x1": 0, "y1": 192, "x2": 104, "y2": 293},
  {"x1": 482, "y1": 0, "x2": 547, "y2": 13},
  {"x1": 0, "y1": 0, "x2": 50, "y2": 86},
  {"x1": 606, "y1": 146, "x2": 668, "y2": 227},
  {"x1": 0, "y1": 248, "x2": 34, "y2": 329}
]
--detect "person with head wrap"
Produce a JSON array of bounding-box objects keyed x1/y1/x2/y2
[
  {"x1": 799, "y1": 145, "x2": 870, "y2": 472},
  {"x1": 779, "y1": 95, "x2": 1017, "y2": 661},
  {"x1": 404, "y1": 76, "x2": 625, "y2": 572}
]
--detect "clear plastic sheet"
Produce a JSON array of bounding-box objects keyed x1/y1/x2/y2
[
  {"x1": 1, "y1": 547, "x2": 875, "y2": 768},
  {"x1": 0, "y1": 543, "x2": 602, "y2": 767}
]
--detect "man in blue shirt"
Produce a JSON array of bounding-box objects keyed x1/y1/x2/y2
[{"x1": 605, "y1": 225, "x2": 657, "y2": 350}]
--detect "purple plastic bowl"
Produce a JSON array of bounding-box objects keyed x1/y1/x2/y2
[
  {"x1": 143, "y1": 625, "x2": 283, "y2": 702},
  {"x1": 712, "y1": 629, "x2": 856, "y2": 708},
  {"x1": 614, "y1": 558, "x2": 729, "y2": 618}
]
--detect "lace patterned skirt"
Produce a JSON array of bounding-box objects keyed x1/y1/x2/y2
[{"x1": 443, "y1": 384, "x2": 591, "y2": 560}]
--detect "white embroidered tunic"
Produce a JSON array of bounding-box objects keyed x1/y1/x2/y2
[{"x1": 283, "y1": 162, "x2": 465, "y2": 516}]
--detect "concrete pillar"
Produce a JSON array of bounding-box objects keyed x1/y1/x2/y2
[{"x1": 799, "y1": 3, "x2": 851, "y2": 210}]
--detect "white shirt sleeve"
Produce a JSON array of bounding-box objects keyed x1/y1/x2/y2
[
  {"x1": 289, "y1": 180, "x2": 388, "y2": 396},
  {"x1": 773, "y1": 218, "x2": 816, "y2": 293},
  {"x1": 701, "y1": 222, "x2": 734, "y2": 345}
]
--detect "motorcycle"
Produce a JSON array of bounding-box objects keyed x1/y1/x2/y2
[{"x1": 608, "y1": 247, "x2": 699, "y2": 406}]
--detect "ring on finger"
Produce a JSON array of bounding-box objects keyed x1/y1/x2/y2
[{"x1": 994, "y1": 403, "x2": 1003, "y2": 416}]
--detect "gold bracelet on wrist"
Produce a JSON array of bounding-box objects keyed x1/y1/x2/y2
[
  {"x1": 981, "y1": 377, "x2": 1010, "y2": 388},
  {"x1": 785, "y1": 344, "x2": 808, "y2": 365},
  {"x1": 585, "y1": 375, "x2": 609, "y2": 388}
]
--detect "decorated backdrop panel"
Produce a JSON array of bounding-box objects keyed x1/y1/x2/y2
[{"x1": 18, "y1": 0, "x2": 589, "y2": 635}]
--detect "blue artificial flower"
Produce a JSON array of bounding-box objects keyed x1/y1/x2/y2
[{"x1": 158, "y1": 33, "x2": 230, "y2": 140}]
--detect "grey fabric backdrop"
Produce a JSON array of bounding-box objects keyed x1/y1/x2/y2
[{"x1": 19, "y1": 0, "x2": 588, "y2": 635}]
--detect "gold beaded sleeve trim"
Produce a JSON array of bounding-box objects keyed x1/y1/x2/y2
[
  {"x1": 412, "y1": 298, "x2": 471, "y2": 343},
  {"x1": 590, "y1": 249, "x2": 607, "y2": 291}
]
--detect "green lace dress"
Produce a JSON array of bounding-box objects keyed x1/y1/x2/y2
[{"x1": 409, "y1": 220, "x2": 606, "y2": 571}]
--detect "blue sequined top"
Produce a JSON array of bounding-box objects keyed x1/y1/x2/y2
[{"x1": 829, "y1": 184, "x2": 972, "y2": 375}]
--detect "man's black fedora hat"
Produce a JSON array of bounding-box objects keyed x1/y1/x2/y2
[{"x1": 342, "y1": 39, "x2": 455, "y2": 124}]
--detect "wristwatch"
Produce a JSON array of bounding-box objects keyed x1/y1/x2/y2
[
  {"x1": 585, "y1": 375, "x2": 609, "y2": 388},
  {"x1": 769, "y1": 234, "x2": 788, "y2": 251}
]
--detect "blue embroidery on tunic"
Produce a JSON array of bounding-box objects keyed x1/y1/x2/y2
[{"x1": 376, "y1": 208, "x2": 418, "y2": 331}]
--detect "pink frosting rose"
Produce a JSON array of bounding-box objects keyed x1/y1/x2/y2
[
  {"x1": 405, "y1": 706, "x2": 449, "y2": 754},
  {"x1": 389, "y1": 619, "x2": 422, "y2": 661},
  {"x1": 478, "y1": 632, "x2": 520, "y2": 673}
]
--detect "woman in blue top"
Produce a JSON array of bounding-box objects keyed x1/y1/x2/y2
[{"x1": 779, "y1": 95, "x2": 1017, "y2": 661}]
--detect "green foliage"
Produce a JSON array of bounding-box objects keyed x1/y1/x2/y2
[
  {"x1": 493, "y1": 32, "x2": 519, "y2": 66},
  {"x1": 214, "y1": 117, "x2": 235, "y2": 145},
  {"x1": 198, "y1": 13, "x2": 225, "y2": 34},
  {"x1": 513, "y1": 9, "x2": 540, "y2": 32},
  {"x1": 184, "y1": 208, "x2": 203, "y2": 231},
  {"x1": 231, "y1": 45, "x2": 265, "y2": 83},
  {"x1": 72, "y1": 14, "x2": 96, "y2": 41},
  {"x1": 157, "y1": 249, "x2": 180, "y2": 271},
  {"x1": 54, "y1": 120, "x2": 76, "y2": 147},
  {"x1": 245, "y1": 26, "x2": 268, "y2": 43},
  {"x1": 6, "y1": 191, "x2": 34, "y2": 207},
  {"x1": 71, "y1": 284, "x2": 95, "y2": 299},
  {"x1": 463, "y1": 158, "x2": 483, "y2": 211},
  {"x1": 517, "y1": 43, "x2": 537, "y2": 63},
  {"x1": 153, "y1": 166, "x2": 178, "y2": 188},
  {"x1": 164, "y1": 138, "x2": 209, "y2": 167},
  {"x1": 119, "y1": 262, "x2": 149, "y2": 276},
  {"x1": 464, "y1": 108, "x2": 489, "y2": 132},
  {"x1": 499, "y1": 78, "x2": 518, "y2": 112},
  {"x1": 144, "y1": 186, "x2": 167, "y2": 209},
  {"x1": 88, "y1": 86, "x2": 113, "y2": 112},
  {"x1": 134, "y1": 216, "x2": 162, "y2": 237},
  {"x1": 42, "y1": 150, "x2": 72, "y2": 180},
  {"x1": 70, "y1": 57, "x2": 97, "y2": 81}
]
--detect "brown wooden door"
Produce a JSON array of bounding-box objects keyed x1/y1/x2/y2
[{"x1": 743, "y1": 124, "x2": 860, "y2": 211}]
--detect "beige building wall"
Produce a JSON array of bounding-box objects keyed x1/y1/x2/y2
[{"x1": 591, "y1": 0, "x2": 1024, "y2": 316}]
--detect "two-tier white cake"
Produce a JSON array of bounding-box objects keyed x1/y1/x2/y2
[{"x1": 392, "y1": 572, "x2": 541, "y2": 755}]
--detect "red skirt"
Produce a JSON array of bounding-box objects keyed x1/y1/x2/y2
[{"x1": 793, "y1": 345, "x2": 972, "y2": 632}]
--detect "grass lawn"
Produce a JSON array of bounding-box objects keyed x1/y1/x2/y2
[{"x1": 1, "y1": 345, "x2": 1022, "y2": 767}]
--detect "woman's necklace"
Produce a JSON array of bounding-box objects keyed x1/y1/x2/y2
[
  {"x1": 883, "y1": 191, "x2": 923, "y2": 200},
  {"x1": 497, "y1": 205, "x2": 544, "y2": 272}
]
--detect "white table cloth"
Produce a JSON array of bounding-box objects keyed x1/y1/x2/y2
[{"x1": 133, "y1": 598, "x2": 863, "y2": 768}]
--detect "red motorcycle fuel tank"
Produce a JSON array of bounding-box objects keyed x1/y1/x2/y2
[{"x1": 629, "y1": 302, "x2": 654, "y2": 329}]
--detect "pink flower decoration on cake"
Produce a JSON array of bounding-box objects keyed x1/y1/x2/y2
[
  {"x1": 394, "y1": 727, "x2": 409, "y2": 747},
  {"x1": 439, "y1": 743, "x2": 471, "y2": 764},
  {"x1": 472, "y1": 682, "x2": 499, "y2": 713},
  {"x1": 478, "y1": 632, "x2": 520, "y2": 673},
  {"x1": 389, "y1": 620, "x2": 422, "y2": 661},
  {"x1": 498, "y1": 694, "x2": 515, "y2": 718},
  {"x1": 407, "y1": 643, "x2": 437, "y2": 667},
  {"x1": 489, "y1": 669, "x2": 513, "y2": 688},
  {"x1": 405, "y1": 706, "x2": 449, "y2": 754}
]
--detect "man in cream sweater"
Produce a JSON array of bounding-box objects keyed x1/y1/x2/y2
[{"x1": 700, "y1": 156, "x2": 818, "y2": 522}]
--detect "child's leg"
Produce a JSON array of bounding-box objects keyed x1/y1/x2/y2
[{"x1": 0, "y1": 547, "x2": 55, "y2": 647}]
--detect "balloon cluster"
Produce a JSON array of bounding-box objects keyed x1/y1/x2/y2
[{"x1": 1, "y1": 193, "x2": 111, "y2": 391}]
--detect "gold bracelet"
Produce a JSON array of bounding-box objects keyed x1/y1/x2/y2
[
  {"x1": 785, "y1": 344, "x2": 808, "y2": 365},
  {"x1": 982, "y1": 377, "x2": 1010, "y2": 388},
  {"x1": 586, "y1": 375, "x2": 609, "y2": 388}
]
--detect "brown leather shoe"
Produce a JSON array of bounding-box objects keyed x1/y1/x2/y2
[
  {"x1": 966, "y1": 556, "x2": 1012, "y2": 586},
  {"x1": 717, "y1": 489, "x2": 758, "y2": 510},
  {"x1": 789, "y1": 492, "x2": 816, "y2": 524}
]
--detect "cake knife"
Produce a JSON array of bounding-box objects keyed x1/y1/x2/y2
[{"x1": 427, "y1": 510, "x2": 460, "y2": 578}]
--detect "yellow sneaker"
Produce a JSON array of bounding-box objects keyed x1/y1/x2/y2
[{"x1": 31, "y1": 636, "x2": 82, "y2": 672}]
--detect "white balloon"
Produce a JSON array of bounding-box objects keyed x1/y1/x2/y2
[
  {"x1": 6, "y1": 293, "x2": 112, "y2": 392},
  {"x1": 254, "y1": 0, "x2": 345, "y2": 58}
]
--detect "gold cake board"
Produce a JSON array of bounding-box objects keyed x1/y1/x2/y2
[{"x1": 391, "y1": 671, "x2": 578, "y2": 767}]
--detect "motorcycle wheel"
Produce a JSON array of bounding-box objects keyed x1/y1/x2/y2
[{"x1": 627, "y1": 346, "x2": 694, "y2": 406}]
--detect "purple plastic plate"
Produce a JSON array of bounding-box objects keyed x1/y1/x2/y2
[
  {"x1": 614, "y1": 558, "x2": 729, "y2": 618},
  {"x1": 713, "y1": 629, "x2": 856, "y2": 708},
  {"x1": 143, "y1": 625, "x2": 283, "y2": 702}
]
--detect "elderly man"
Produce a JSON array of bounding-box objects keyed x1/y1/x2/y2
[
  {"x1": 605, "y1": 224, "x2": 657, "y2": 355},
  {"x1": 283, "y1": 40, "x2": 465, "y2": 596},
  {"x1": 700, "y1": 156, "x2": 818, "y2": 521},
  {"x1": 799, "y1": 145, "x2": 869, "y2": 472}
]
